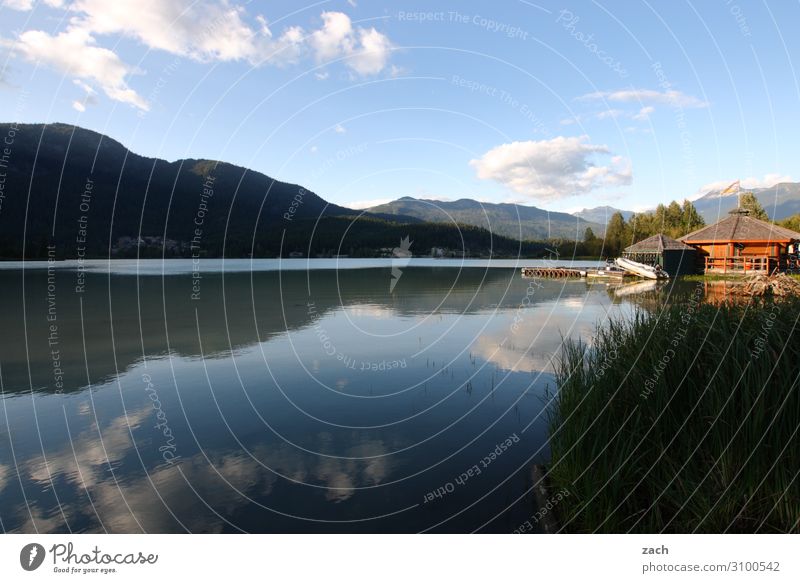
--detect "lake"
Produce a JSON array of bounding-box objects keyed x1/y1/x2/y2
[{"x1": 0, "y1": 259, "x2": 670, "y2": 533}]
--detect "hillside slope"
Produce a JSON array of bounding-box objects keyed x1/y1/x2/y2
[
  {"x1": 0, "y1": 123, "x2": 543, "y2": 258},
  {"x1": 368, "y1": 197, "x2": 601, "y2": 241}
]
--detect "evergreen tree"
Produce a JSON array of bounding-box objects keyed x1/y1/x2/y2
[
  {"x1": 665, "y1": 201, "x2": 683, "y2": 237},
  {"x1": 739, "y1": 191, "x2": 769, "y2": 220},
  {"x1": 653, "y1": 204, "x2": 667, "y2": 231},
  {"x1": 604, "y1": 212, "x2": 629, "y2": 257},
  {"x1": 621, "y1": 199, "x2": 704, "y2": 247},
  {"x1": 629, "y1": 212, "x2": 656, "y2": 241},
  {"x1": 778, "y1": 213, "x2": 800, "y2": 232},
  {"x1": 680, "y1": 199, "x2": 705, "y2": 233}
]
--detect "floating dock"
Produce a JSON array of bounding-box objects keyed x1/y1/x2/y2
[
  {"x1": 585, "y1": 267, "x2": 632, "y2": 281},
  {"x1": 521, "y1": 266, "x2": 638, "y2": 280},
  {"x1": 521, "y1": 266, "x2": 586, "y2": 278}
]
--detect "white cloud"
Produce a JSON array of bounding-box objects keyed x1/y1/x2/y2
[
  {"x1": 334, "y1": 123, "x2": 346, "y2": 134},
  {"x1": 310, "y1": 11, "x2": 391, "y2": 76},
  {"x1": 581, "y1": 88, "x2": 707, "y2": 109},
  {"x1": 10, "y1": 28, "x2": 149, "y2": 109},
  {"x1": 71, "y1": 78, "x2": 97, "y2": 110},
  {"x1": 595, "y1": 108, "x2": 623, "y2": 120},
  {"x1": 310, "y1": 145, "x2": 318, "y2": 153},
  {"x1": 569, "y1": 91, "x2": 700, "y2": 128},
  {"x1": 349, "y1": 27, "x2": 392, "y2": 75},
  {"x1": 1, "y1": 0, "x2": 67, "y2": 10},
  {"x1": 632, "y1": 105, "x2": 654, "y2": 121},
  {"x1": 2, "y1": 0, "x2": 34, "y2": 10},
  {"x1": 562, "y1": 106, "x2": 652, "y2": 126},
  {"x1": 4, "y1": 3, "x2": 394, "y2": 108},
  {"x1": 311, "y1": 12, "x2": 354, "y2": 62},
  {"x1": 69, "y1": 0, "x2": 305, "y2": 65},
  {"x1": 254, "y1": 14, "x2": 271, "y2": 36},
  {"x1": 314, "y1": 70, "x2": 329, "y2": 80},
  {"x1": 470, "y1": 135, "x2": 632, "y2": 201},
  {"x1": 695, "y1": 173, "x2": 794, "y2": 197},
  {"x1": 73, "y1": 78, "x2": 96, "y2": 95}
]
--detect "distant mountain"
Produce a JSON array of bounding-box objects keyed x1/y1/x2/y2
[
  {"x1": 693, "y1": 182, "x2": 800, "y2": 222},
  {"x1": 0, "y1": 123, "x2": 544, "y2": 259},
  {"x1": 572, "y1": 206, "x2": 634, "y2": 226},
  {"x1": 367, "y1": 197, "x2": 602, "y2": 241}
]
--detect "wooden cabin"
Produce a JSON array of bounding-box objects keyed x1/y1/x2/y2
[
  {"x1": 622, "y1": 234, "x2": 696, "y2": 277},
  {"x1": 678, "y1": 209, "x2": 800, "y2": 274}
]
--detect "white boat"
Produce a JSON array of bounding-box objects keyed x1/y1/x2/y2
[{"x1": 614, "y1": 257, "x2": 669, "y2": 280}]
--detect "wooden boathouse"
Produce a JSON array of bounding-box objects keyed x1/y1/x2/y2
[
  {"x1": 622, "y1": 234, "x2": 696, "y2": 277},
  {"x1": 678, "y1": 208, "x2": 800, "y2": 274}
]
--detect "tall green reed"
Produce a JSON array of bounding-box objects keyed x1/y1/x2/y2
[{"x1": 547, "y1": 297, "x2": 800, "y2": 533}]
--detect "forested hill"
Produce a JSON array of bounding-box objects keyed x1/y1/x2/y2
[
  {"x1": 0, "y1": 123, "x2": 542, "y2": 259},
  {"x1": 369, "y1": 196, "x2": 602, "y2": 240}
]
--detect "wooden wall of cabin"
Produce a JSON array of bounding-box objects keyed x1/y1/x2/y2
[
  {"x1": 690, "y1": 242, "x2": 786, "y2": 258},
  {"x1": 684, "y1": 242, "x2": 791, "y2": 273}
]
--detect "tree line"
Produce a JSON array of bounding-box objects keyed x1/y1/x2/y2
[
  {"x1": 569, "y1": 192, "x2": 786, "y2": 259},
  {"x1": 563, "y1": 199, "x2": 706, "y2": 258}
]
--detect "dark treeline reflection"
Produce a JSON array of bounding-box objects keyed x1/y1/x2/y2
[{"x1": 0, "y1": 267, "x2": 603, "y2": 395}]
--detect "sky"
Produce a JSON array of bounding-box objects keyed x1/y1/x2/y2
[{"x1": 1, "y1": 0, "x2": 798, "y2": 213}]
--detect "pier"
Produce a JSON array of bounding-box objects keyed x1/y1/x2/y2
[
  {"x1": 521, "y1": 266, "x2": 636, "y2": 280},
  {"x1": 521, "y1": 267, "x2": 586, "y2": 278}
]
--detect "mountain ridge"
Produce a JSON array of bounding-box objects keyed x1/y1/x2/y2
[
  {"x1": 572, "y1": 205, "x2": 635, "y2": 225},
  {"x1": 692, "y1": 182, "x2": 800, "y2": 222},
  {"x1": 0, "y1": 122, "x2": 545, "y2": 259},
  {"x1": 367, "y1": 196, "x2": 602, "y2": 241}
]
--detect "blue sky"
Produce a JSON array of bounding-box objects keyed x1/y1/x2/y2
[{"x1": 1, "y1": 0, "x2": 798, "y2": 213}]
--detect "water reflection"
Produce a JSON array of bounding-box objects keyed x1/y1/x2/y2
[{"x1": 0, "y1": 266, "x2": 663, "y2": 532}]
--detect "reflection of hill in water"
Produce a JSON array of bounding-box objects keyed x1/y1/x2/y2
[{"x1": 0, "y1": 267, "x2": 623, "y2": 394}]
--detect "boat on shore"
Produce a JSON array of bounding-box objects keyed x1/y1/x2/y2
[{"x1": 614, "y1": 257, "x2": 669, "y2": 280}]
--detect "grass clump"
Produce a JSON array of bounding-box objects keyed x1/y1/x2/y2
[{"x1": 547, "y1": 297, "x2": 800, "y2": 533}]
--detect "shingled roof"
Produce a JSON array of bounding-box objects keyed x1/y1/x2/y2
[
  {"x1": 624, "y1": 233, "x2": 694, "y2": 253},
  {"x1": 679, "y1": 210, "x2": 800, "y2": 243}
]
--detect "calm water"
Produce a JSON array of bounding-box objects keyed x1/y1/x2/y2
[
  {"x1": 1, "y1": 257, "x2": 603, "y2": 274},
  {"x1": 0, "y1": 260, "x2": 670, "y2": 533}
]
